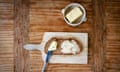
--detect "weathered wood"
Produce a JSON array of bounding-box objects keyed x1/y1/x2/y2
[
  {"x1": 0, "y1": 31, "x2": 14, "y2": 72},
  {"x1": 0, "y1": 0, "x2": 14, "y2": 72},
  {"x1": 104, "y1": 0, "x2": 120, "y2": 72},
  {"x1": 0, "y1": 0, "x2": 120, "y2": 72},
  {"x1": 29, "y1": 0, "x2": 93, "y2": 72},
  {"x1": 92, "y1": 0, "x2": 106, "y2": 72},
  {"x1": 14, "y1": 0, "x2": 30, "y2": 72}
]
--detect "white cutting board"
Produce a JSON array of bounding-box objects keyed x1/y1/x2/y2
[{"x1": 40, "y1": 32, "x2": 88, "y2": 64}]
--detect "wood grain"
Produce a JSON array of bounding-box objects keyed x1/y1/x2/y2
[
  {"x1": 14, "y1": 0, "x2": 30, "y2": 72},
  {"x1": 104, "y1": 0, "x2": 120, "y2": 72},
  {"x1": 0, "y1": 0, "x2": 120, "y2": 72},
  {"x1": 0, "y1": 31, "x2": 14, "y2": 72},
  {"x1": 92, "y1": 0, "x2": 106, "y2": 72},
  {"x1": 29, "y1": 0, "x2": 93, "y2": 72},
  {"x1": 0, "y1": 0, "x2": 14, "y2": 72}
]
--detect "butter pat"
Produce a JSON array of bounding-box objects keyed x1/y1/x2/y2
[
  {"x1": 48, "y1": 41, "x2": 57, "y2": 51},
  {"x1": 65, "y1": 7, "x2": 83, "y2": 23}
]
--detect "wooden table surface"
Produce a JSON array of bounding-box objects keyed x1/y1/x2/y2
[{"x1": 0, "y1": 0, "x2": 120, "y2": 72}]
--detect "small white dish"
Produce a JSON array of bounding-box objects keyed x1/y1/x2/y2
[{"x1": 61, "y1": 3, "x2": 87, "y2": 27}]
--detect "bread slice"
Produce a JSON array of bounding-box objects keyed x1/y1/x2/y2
[{"x1": 45, "y1": 37, "x2": 83, "y2": 55}]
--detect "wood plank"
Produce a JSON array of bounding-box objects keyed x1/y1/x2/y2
[
  {"x1": 104, "y1": 0, "x2": 120, "y2": 72},
  {"x1": 0, "y1": 2, "x2": 13, "y2": 31},
  {"x1": 14, "y1": 0, "x2": 30, "y2": 72},
  {"x1": 92, "y1": 0, "x2": 106, "y2": 72},
  {"x1": 0, "y1": 31, "x2": 14, "y2": 72},
  {"x1": 29, "y1": 0, "x2": 94, "y2": 72},
  {"x1": 29, "y1": 0, "x2": 92, "y2": 33},
  {"x1": 0, "y1": 0, "x2": 14, "y2": 72}
]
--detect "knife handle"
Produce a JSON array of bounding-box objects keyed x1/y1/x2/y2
[
  {"x1": 42, "y1": 51, "x2": 52, "y2": 72},
  {"x1": 46, "y1": 51, "x2": 52, "y2": 63}
]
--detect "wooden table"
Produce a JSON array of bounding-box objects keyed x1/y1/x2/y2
[{"x1": 0, "y1": 0, "x2": 120, "y2": 72}]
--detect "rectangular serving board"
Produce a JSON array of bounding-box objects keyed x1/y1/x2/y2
[{"x1": 41, "y1": 32, "x2": 88, "y2": 64}]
